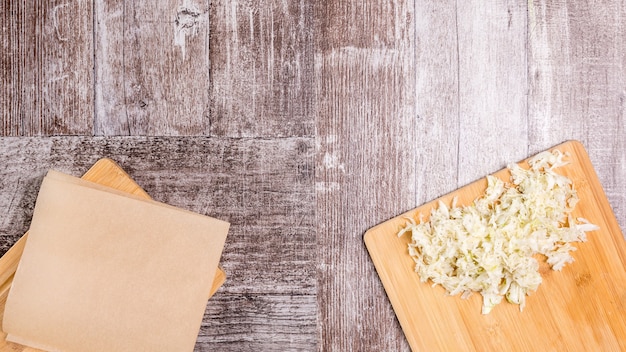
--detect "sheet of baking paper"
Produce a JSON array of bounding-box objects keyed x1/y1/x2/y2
[
  {"x1": 45, "y1": 170, "x2": 205, "y2": 215},
  {"x1": 3, "y1": 171, "x2": 230, "y2": 352}
]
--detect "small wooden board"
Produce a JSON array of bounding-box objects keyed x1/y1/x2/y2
[
  {"x1": 365, "y1": 141, "x2": 626, "y2": 351},
  {"x1": 0, "y1": 158, "x2": 226, "y2": 351}
]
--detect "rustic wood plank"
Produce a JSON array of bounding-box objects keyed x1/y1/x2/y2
[
  {"x1": 0, "y1": 0, "x2": 93, "y2": 136},
  {"x1": 209, "y1": 0, "x2": 314, "y2": 137},
  {"x1": 528, "y1": 0, "x2": 626, "y2": 231},
  {"x1": 414, "y1": 0, "x2": 459, "y2": 204},
  {"x1": 94, "y1": 1, "x2": 211, "y2": 136},
  {"x1": 196, "y1": 294, "x2": 316, "y2": 351},
  {"x1": 456, "y1": 0, "x2": 529, "y2": 185},
  {"x1": 314, "y1": 1, "x2": 416, "y2": 350},
  {"x1": 3, "y1": 1, "x2": 626, "y2": 350},
  {"x1": 0, "y1": 136, "x2": 315, "y2": 350}
]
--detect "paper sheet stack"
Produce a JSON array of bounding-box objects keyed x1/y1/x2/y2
[{"x1": 2, "y1": 170, "x2": 229, "y2": 352}]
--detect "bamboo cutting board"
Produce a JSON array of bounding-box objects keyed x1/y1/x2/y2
[
  {"x1": 0, "y1": 158, "x2": 226, "y2": 351},
  {"x1": 365, "y1": 141, "x2": 626, "y2": 351}
]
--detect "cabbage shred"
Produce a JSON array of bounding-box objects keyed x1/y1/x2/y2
[{"x1": 398, "y1": 150, "x2": 599, "y2": 314}]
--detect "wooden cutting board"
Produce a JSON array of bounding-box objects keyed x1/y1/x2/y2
[
  {"x1": 365, "y1": 141, "x2": 626, "y2": 351},
  {"x1": 0, "y1": 158, "x2": 226, "y2": 351}
]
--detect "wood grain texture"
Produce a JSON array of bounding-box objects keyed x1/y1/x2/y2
[
  {"x1": 528, "y1": 0, "x2": 626, "y2": 231},
  {"x1": 414, "y1": 0, "x2": 459, "y2": 204},
  {"x1": 1, "y1": 0, "x2": 626, "y2": 350},
  {"x1": 0, "y1": 0, "x2": 93, "y2": 136},
  {"x1": 0, "y1": 136, "x2": 315, "y2": 351},
  {"x1": 456, "y1": 0, "x2": 528, "y2": 185},
  {"x1": 209, "y1": 0, "x2": 314, "y2": 137},
  {"x1": 314, "y1": 1, "x2": 416, "y2": 350},
  {"x1": 94, "y1": 0, "x2": 211, "y2": 136},
  {"x1": 197, "y1": 294, "x2": 316, "y2": 351}
]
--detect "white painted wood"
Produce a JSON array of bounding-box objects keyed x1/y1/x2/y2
[
  {"x1": 414, "y1": 0, "x2": 459, "y2": 204},
  {"x1": 209, "y1": 0, "x2": 314, "y2": 137},
  {"x1": 314, "y1": 0, "x2": 416, "y2": 350},
  {"x1": 0, "y1": 1, "x2": 93, "y2": 135},
  {"x1": 94, "y1": 0, "x2": 211, "y2": 136},
  {"x1": 456, "y1": 0, "x2": 529, "y2": 185}
]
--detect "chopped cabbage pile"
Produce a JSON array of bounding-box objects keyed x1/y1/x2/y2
[{"x1": 398, "y1": 150, "x2": 599, "y2": 314}]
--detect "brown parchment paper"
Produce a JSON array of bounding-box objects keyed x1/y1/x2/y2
[{"x1": 3, "y1": 171, "x2": 230, "y2": 352}]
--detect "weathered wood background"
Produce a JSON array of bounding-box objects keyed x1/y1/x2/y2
[{"x1": 1, "y1": 1, "x2": 624, "y2": 351}]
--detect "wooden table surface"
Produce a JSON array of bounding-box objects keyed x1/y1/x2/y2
[{"x1": 1, "y1": 1, "x2": 625, "y2": 351}]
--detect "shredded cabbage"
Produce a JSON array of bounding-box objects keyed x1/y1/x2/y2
[{"x1": 398, "y1": 149, "x2": 599, "y2": 314}]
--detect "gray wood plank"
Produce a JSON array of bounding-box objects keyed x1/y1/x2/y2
[
  {"x1": 0, "y1": 136, "x2": 315, "y2": 350},
  {"x1": 528, "y1": 0, "x2": 626, "y2": 232},
  {"x1": 197, "y1": 294, "x2": 316, "y2": 351},
  {"x1": 0, "y1": 1, "x2": 93, "y2": 136},
  {"x1": 414, "y1": 0, "x2": 460, "y2": 204},
  {"x1": 456, "y1": 0, "x2": 529, "y2": 185},
  {"x1": 314, "y1": 1, "x2": 416, "y2": 350},
  {"x1": 209, "y1": 0, "x2": 314, "y2": 137},
  {"x1": 94, "y1": 1, "x2": 211, "y2": 136}
]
